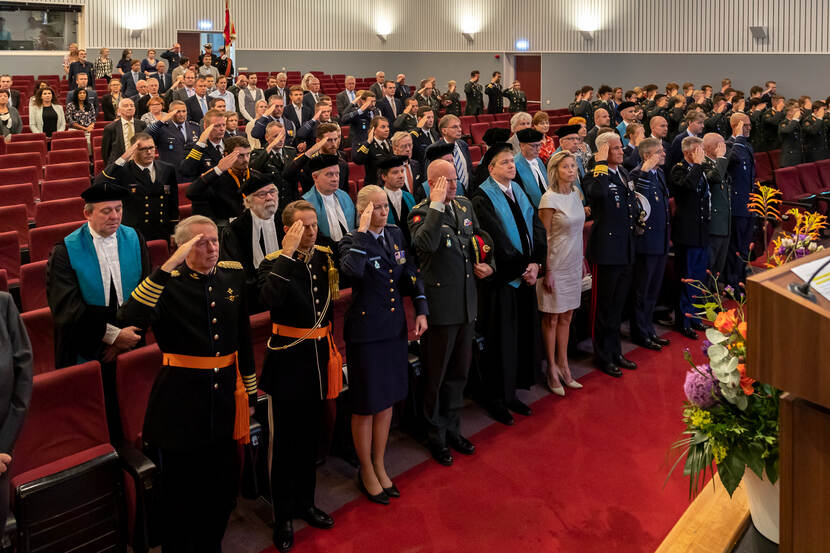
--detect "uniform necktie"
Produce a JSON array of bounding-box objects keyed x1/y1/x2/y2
[
  {"x1": 178, "y1": 123, "x2": 187, "y2": 142},
  {"x1": 427, "y1": 130, "x2": 435, "y2": 144},
  {"x1": 404, "y1": 163, "x2": 413, "y2": 193},
  {"x1": 453, "y1": 143, "x2": 468, "y2": 192},
  {"x1": 377, "y1": 234, "x2": 389, "y2": 254}
]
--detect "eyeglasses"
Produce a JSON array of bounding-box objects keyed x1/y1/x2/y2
[
  {"x1": 137, "y1": 146, "x2": 156, "y2": 152},
  {"x1": 252, "y1": 189, "x2": 278, "y2": 198}
]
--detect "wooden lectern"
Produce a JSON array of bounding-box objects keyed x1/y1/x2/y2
[{"x1": 746, "y1": 247, "x2": 830, "y2": 552}]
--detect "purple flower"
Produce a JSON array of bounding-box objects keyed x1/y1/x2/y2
[
  {"x1": 684, "y1": 364, "x2": 717, "y2": 408},
  {"x1": 701, "y1": 339, "x2": 712, "y2": 356},
  {"x1": 724, "y1": 285, "x2": 734, "y2": 295}
]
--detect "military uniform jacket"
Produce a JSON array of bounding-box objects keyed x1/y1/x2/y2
[
  {"x1": 484, "y1": 82, "x2": 503, "y2": 113},
  {"x1": 464, "y1": 81, "x2": 484, "y2": 115},
  {"x1": 573, "y1": 100, "x2": 594, "y2": 129},
  {"x1": 249, "y1": 146, "x2": 301, "y2": 214},
  {"x1": 352, "y1": 139, "x2": 393, "y2": 186},
  {"x1": 340, "y1": 104, "x2": 380, "y2": 147},
  {"x1": 749, "y1": 111, "x2": 766, "y2": 152},
  {"x1": 442, "y1": 91, "x2": 462, "y2": 116},
  {"x1": 181, "y1": 141, "x2": 223, "y2": 180},
  {"x1": 704, "y1": 111, "x2": 731, "y2": 139},
  {"x1": 802, "y1": 115, "x2": 830, "y2": 161},
  {"x1": 702, "y1": 156, "x2": 731, "y2": 237},
  {"x1": 670, "y1": 161, "x2": 711, "y2": 248},
  {"x1": 393, "y1": 112, "x2": 417, "y2": 133},
  {"x1": 630, "y1": 167, "x2": 670, "y2": 255},
  {"x1": 146, "y1": 119, "x2": 201, "y2": 172},
  {"x1": 257, "y1": 247, "x2": 336, "y2": 401},
  {"x1": 583, "y1": 163, "x2": 638, "y2": 265},
  {"x1": 338, "y1": 226, "x2": 428, "y2": 344},
  {"x1": 407, "y1": 197, "x2": 494, "y2": 326},
  {"x1": 762, "y1": 109, "x2": 785, "y2": 151},
  {"x1": 186, "y1": 167, "x2": 246, "y2": 224},
  {"x1": 725, "y1": 135, "x2": 756, "y2": 218},
  {"x1": 503, "y1": 89, "x2": 527, "y2": 113},
  {"x1": 778, "y1": 118, "x2": 803, "y2": 167},
  {"x1": 97, "y1": 159, "x2": 179, "y2": 240},
  {"x1": 117, "y1": 262, "x2": 256, "y2": 450}
]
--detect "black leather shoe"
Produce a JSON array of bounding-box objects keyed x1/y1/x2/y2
[
  {"x1": 357, "y1": 475, "x2": 390, "y2": 505},
  {"x1": 429, "y1": 444, "x2": 454, "y2": 466},
  {"x1": 273, "y1": 520, "x2": 294, "y2": 552},
  {"x1": 650, "y1": 334, "x2": 670, "y2": 346},
  {"x1": 383, "y1": 483, "x2": 400, "y2": 498},
  {"x1": 447, "y1": 434, "x2": 476, "y2": 455},
  {"x1": 690, "y1": 320, "x2": 706, "y2": 331},
  {"x1": 596, "y1": 361, "x2": 623, "y2": 377},
  {"x1": 486, "y1": 402, "x2": 515, "y2": 425},
  {"x1": 298, "y1": 506, "x2": 334, "y2": 529},
  {"x1": 506, "y1": 399, "x2": 532, "y2": 416},
  {"x1": 679, "y1": 327, "x2": 698, "y2": 340},
  {"x1": 633, "y1": 338, "x2": 662, "y2": 351},
  {"x1": 613, "y1": 354, "x2": 637, "y2": 370}
]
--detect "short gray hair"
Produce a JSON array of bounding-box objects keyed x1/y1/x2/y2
[
  {"x1": 174, "y1": 215, "x2": 217, "y2": 247},
  {"x1": 681, "y1": 136, "x2": 703, "y2": 153},
  {"x1": 510, "y1": 111, "x2": 531, "y2": 131},
  {"x1": 595, "y1": 131, "x2": 621, "y2": 151},
  {"x1": 638, "y1": 137, "x2": 661, "y2": 158},
  {"x1": 356, "y1": 185, "x2": 384, "y2": 214}
]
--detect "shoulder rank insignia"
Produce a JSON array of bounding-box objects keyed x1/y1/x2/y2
[
  {"x1": 357, "y1": 145, "x2": 370, "y2": 154},
  {"x1": 170, "y1": 269, "x2": 181, "y2": 277},
  {"x1": 226, "y1": 287, "x2": 237, "y2": 302},
  {"x1": 217, "y1": 260, "x2": 243, "y2": 269},
  {"x1": 314, "y1": 244, "x2": 333, "y2": 254},
  {"x1": 264, "y1": 249, "x2": 283, "y2": 261}
]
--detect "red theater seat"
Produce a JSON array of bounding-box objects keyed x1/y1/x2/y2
[
  {"x1": 0, "y1": 183, "x2": 36, "y2": 219},
  {"x1": 0, "y1": 152, "x2": 43, "y2": 174},
  {"x1": 10, "y1": 132, "x2": 46, "y2": 143},
  {"x1": 774, "y1": 167, "x2": 813, "y2": 205},
  {"x1": 0, "y1": 204, "x2": 29, "y2": 248},
  {"x1": 0, "y1": 166, "x2": 40, "y2": 189},
  {"x1": 797, "y1": 162, "x2": 830, "y2": 195},
  {"x1": 146, "y1": 239, "x2": 170, "y2": 269},
  {"x1": 754, "y1": 152, "x2": 774, "y2": 184},
  {"x1": 19, "y1": 307, "x2": 54, "y2": 374},
  {"x1": 477, "y1": 114, "x2": 495, "y2": 123},
  {"x1": 10, "y1": 361, "x2": 127, "y2": 551},
  {"x1": 50, "y1": 137, "x2": 88, "y2": 151},
  {"x1": 46, "y1": 148, "x2": 89, "y2": 165},
  {"x1": 769, "y1": 149, "x2": 782, "y2": 170},
  {"x1": 5, "y1": 140, "x2": 47, "y2": 163},
  {"x1": 40, "y1": 177, "x2": 90, "y2": 201},
  {"x1": 470, "y1": 122, "x2": 489, "y2": 145},
  {"x1": 28, "y1": 221, "x2": 83, "y2": 262},
  {"x1": 50, "y1": 130, "x2": 86, "y2": 140},
  {"x1": 45, "y1": 161, "x2": 90, "y2": 181},
  {"x1": 19, "y1": 261, "x2": 48, "y2": 312},
  {"x1": 35, "y1": 197, "x2": 85, "y2": 227},
  {"x1": 0, "y1": 231, "x2": 20, "y2": 285},
  {"x1": 0, "y1": 269, "x2": 6, "y2": 292}
]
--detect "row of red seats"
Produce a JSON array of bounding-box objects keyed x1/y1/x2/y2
[{"x1": 774, "y1": 159, "x2": 830, "y2": 210}]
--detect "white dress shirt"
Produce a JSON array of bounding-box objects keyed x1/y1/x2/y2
[
  {"x1": 385, "y1": 187, "x2": 403, "y2": 219},
  {"x1": 251, "y1": 212, "x2": 280, "y2": 268},
  {"x1": 88, "y1": 223, "x2": 123, "y2": 344},
  {"x1": 529, "y1": 158, "x2": 547, "y2": 191},
  {"x1": 321, "y1": 191, "x2": 348, "y2": 241},
  {"x1": 496, "y1": 179, "x2": 515, "y2": 201},
  {"x1": 116, "y1": 157, "x2": 155, "y2": 182}
]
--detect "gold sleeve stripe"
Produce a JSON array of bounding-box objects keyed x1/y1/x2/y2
[
  {"x1": 186, "y1": 150, "x2": 203, "y2": 160},
  {"x1": 130, "y1": 290, "x2": 157, "y2": 307},
  {"x1": 138, "y1": 282, "x2": 163, "y2": 296},
  {"x1": 142, "y1": 277, "x2": 164, "y2": 292},
  {"x1": 131, "y1": 288, "x2": 159, "y2": 306},
  {"x1": 137, "y1": 279, "x2": 162, "y2": 295},
  {"x1": 134, "y1": 285, "x2": 160, "y2": 301}
]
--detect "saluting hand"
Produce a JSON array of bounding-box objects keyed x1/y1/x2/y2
[
  {"x1": 735, "y1": 119, "x2": 745, "y2": 137},
  {"x1": 264, "y1": 102, "x2": 277, "y2": 118},
  {"x1": 641, "y1": 154, "x2": 660, "y2": 172},
  {"x1": 357, "y1": 202, "x2": 374, "y2": 232},
  {"x1": 367, "y1": 128, "x2": 375, "y2": 143},
  {"x1": 216, "y1": 150, "x2": 239, "y2": 173},
  {"x1": 162, "y1": 233, "x2": 203, "y2": 273},
  {"x1": 417, "y1": 114, "x2": 429, "y2": 129},
  {"x1": 360, "y1": 98, "x2": 373, "y2": 111},
  {"x1": 0, "y1": 453, "x2": 11, "y2": 475},
  {"x1": 715, "y1": 141, "x2": 727, "y2": 158},
  {"x1": 266, "y1": 128, "x2": 286, "y2": 153},
  {"x1": 692, "y1": 145, "x2": 705, "y2": 165},
  {"x1": 281, "y1": 220, "x2": 305, "y2": 258},
  {"x1": 596, "y1": 142, "x2": 609, "y2": 162},
  {"x1": 198, "y1": 123, "x2": 215, "y2": 144},
  {"x1": 121, "y1": 140, "x2": 139, "y2": 161},
  {"x1": 429, "y1": 176, "x2": 448, "y2": 203},
  {"x1": 304, "y1": 138, "x2": 325, "y2": 158},
  {"x1": 414, "y1": 314, "x2": 428, "y2": 338}
]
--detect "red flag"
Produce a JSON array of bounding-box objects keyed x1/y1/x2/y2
[{"x1": 223, "y1": 0, "x2": 235, "y2": 48}]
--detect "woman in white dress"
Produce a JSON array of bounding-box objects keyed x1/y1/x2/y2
[{"x1": 537, "y1": 150, "x2": 585, "y2": 395}]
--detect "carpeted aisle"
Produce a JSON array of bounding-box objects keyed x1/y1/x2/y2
[{"x1": 260, "y1": 332, "x2": 704, "y2": 553}]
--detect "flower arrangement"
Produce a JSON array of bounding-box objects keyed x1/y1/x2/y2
[{"x1": 668, "y1": 281, "x2": 781, "y2": 498}]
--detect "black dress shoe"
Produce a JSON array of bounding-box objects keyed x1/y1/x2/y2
[
  {"x1": 298, "y1": 506, "x2": 334, "y2": 529},
  {"x1": 633, "y1": 338, "x2": 662, "y2": 351},
  {"x1": 596, "y1": 361, "x2": 623, "y2": 377},
  {"x1": 506, "y1": 399, "x2": 532, "y2": 416},
  {"x1": 613, "y1": 354, "x2": 637, "y2": 370},
  {"x1": 429, "y1": 444, "x2": 453, "y2": 466},
  {"x1": 690, "y1": 320, "x2": 706, "y2": 331},
  {"x1": 650, "y1": 334, "x2": 670, "y2": 346},
  {"x1": 679, "y1": 327, "x2": 698, "y2": 340},
  {"x1": 357, "y1": 475, "x2": 390, "y2": 505},
  {"x1": 447, "y1": 434, "x2": 476, "y2": 455},
  {"x1": 486, "y1": 402, "x2": 515, "y2": 425},
  {"x1": 273, "y1": 520, "x2": 294, "y2": 552},
  {"x1": 383, "y1": 483, "x2": 400, "y2": 498}
]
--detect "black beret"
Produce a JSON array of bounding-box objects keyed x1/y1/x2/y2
[
  {"x1": 618, "y1": 101, "x2": 637, "y2": 112},
  {"x1": 80, "y1": 181, "x2": 129, "y2": 203},
  {"x1": 425, "y1": 141, "x2": 454, "y2": 162},
  {"x1": 308, "y1": 154, "x2": 340, "y2": 173},
  {"x1": 516, "y1": 128, "x2": 544, "y2": 143},
  {"x1": 481, "y1": 127, "x2": 511, "y2": 146},
  {"x1": 480, "y1": 142, "x2": 513, "y2": 168},
  {"x1": 376, "y1": 155, "x2": 408, "y2": 171},
  {"x1": 240, "y1": 170, "x2": 274, "y2": 197},
  {"x1": 554, "y1": 124, "x2": 582, "y2": 138}
]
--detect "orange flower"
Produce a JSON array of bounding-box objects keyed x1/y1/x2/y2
[
  {"x1": 714, "y1": 309, "x2": 738, "y2": 334},
  {"x1": 737, "y1": 364, "x2": 756, "y2": 395},
  {"x1": 737, "y1": 322, "x2": 747, "y2": 339}
]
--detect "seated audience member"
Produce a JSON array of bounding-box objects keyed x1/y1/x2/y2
[
  {"x1": 302, "y1": 154, "x2": 356, "y2": 243},
  {"x1": 0, "y1": 75, "x2": 20, "y2": 109},
  {"x1": 47, "y1": 182, "x2": 150, "y2": 368},
  {"x1": 352, "y1": 116, "x2": 393, "y2": 185},
  {"x1": 66, "y1": 72, "x2": 99, "y2": 112},
  {"x1": 102, "y1": 79, "x2": 124, "y2": 121},
  {"x1": 0, "y1": 89, "x2": 23, "y2": 139},
  {"x1": 507, "y1": 111, "x2": 533, "y2": 152},
  {"x1": 65, "y1": 87, "x2": 97, "y2": 133},
  {"x1": 186, "y1": 135, "x2": 252, "y2": 226},
  {"x1": 30, "y1": 87, "x2": 66, "y2": 137},
  {"x1": 102, "y1": 98, "x2": 147, "y2": 164}
]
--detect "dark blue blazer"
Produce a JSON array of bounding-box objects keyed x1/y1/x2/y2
[
  {"x1": 68, "y1": 61, "x2": 94, "y2": 90},
  {"x1": 670, "y1": 161, "x2": 711, "y2": 248},
  {"x1": 376, "y1": 96, "x2": 403, "y2": 122},
  {"x1": 146, "y1": 119, "x2": 201, "y2": 176},
  {"x1": 185, "y1": 94, "x2": 211, "y2": 124},
  {"x1": 250, "y1": 115, "x2": 297, "y2": 146},
  {"x1": 121, "y1": 71, "x2": 142, "y2": 97},
  {"x1": 151, "y1": 72, "x2": 173, "y2": 93},
  {"x1": 340, "y1": 104, "x2": 380, "y2": 148},
  {"x1": 338, "y1": 225, "x2": 428, "y2": 344},
  {"x1": 622, "y1": 144, "x2": 641, "y2": 172},
  {"x1": 630, "y1": 166, "x2": 670, "y2": 255},
  {"x1": 583, "y1": 164, "x2": 637, "y2": 265},
  {"x1": 725, "y1": 135, "x2": 756, "y2": 218},
  {"x1": 669, "y1": 130, "x2": 697, "y2": 167}
]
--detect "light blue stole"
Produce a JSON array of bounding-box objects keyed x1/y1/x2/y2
[
  {"x1": 513, "y1": 153, "x2": 546, "y2": 208},
  {"x1": 479, "y1": 177, "x2": 535, "y2": 288},
  {"x1": 64, "y1": 223, "x2": 142, "y2": 306},
  {"x1": 386, "y1": 189, "x2": 416, "y2": 224},
  {"x1": 616, "y1": 121, "x2": 629, "y2": 147},
  {"x1": 303, "y1": 186, "x2": 356, "y2": 237}
]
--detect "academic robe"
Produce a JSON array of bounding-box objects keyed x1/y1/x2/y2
[{"x1": 384, "y1": 188, "x2": 416, "y2": 247}]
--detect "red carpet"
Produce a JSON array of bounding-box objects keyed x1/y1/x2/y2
[{"x1": 261, "y1": 332, "x2": 704, "y2": 553}]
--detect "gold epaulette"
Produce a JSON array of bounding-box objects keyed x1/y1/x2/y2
[
  {"x1": 264, "y1": 250, "x2": 283, "y2": 261},
  {"x1": 357, "y1": 145, "x2": 369, "y2": 154},
  {"x1": 414, "y1": 199, "x2": 427, "y2": 208},
  {"x1": 409, "y1": 129, "x2": 419, "y2": 137},
  {"x1": 314, "y1": 244, "x2": 333, "y2": 254},
  {"x1": 293, "y1": 153, "x2": 304, "y2": 161},
  {"x1": 217, "y1": 260, "x2": 243, "y2": 269},
  {"x1": 593, "y1": 163, "x2": 609, "y2": 177}
]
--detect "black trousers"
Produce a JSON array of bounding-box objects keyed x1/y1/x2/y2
[
  {"x1": 157, "y1": 440, "x2": 239, "y2": 553},
  {"x1": 419, "y1": 322, "x2": 474, "y2": 447},
  {"x1": 268, "y1": 396, "x2": 322, "y2": 523},
  {"x1": 709, "y1": 234, "x2": 731, "y2": 283},
  {"x1": 591, "y1": 263, "x2": 633, "y2": 364},
  {"x1": 633, "y1": 254, "x2": 667, "y2": 341},
  {"x1": 725, "y1": 216, "x2": 753, "y2": 291}
]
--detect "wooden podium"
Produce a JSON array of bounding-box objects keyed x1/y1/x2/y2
[{"x1": 746, "y1": 247, "x2": 830, "y2": 552}]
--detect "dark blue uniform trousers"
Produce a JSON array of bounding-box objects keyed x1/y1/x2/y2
[
  {"x1": 633, "y1": 253, "x2": 667, "y2": 341},
  {"x1": 591, "y1": 263, "x2": 633, "y2": 364},
  {"x1": 675, "y1": 245, "x2": 709, "y2": 329},
  {"x1": 724, "y1": 216, "x2": 753, "y2": 290}
]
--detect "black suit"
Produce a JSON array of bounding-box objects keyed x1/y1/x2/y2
[
  {"x1": 352, "y1": 139, "x2": 393, "y2": 185},
  {"x1": 100, "y1": 93, "x2": 122, "y2": 121},
  {"x1": 152, "y1": 72, "x2": 173, "y2": 93},
  {"x1": 302, "y1": 91, "x2": 321, "y2": 113},
  {"x1": 135, "y1": 94, "x2": 162, "y2": 118},
  {"x1": 185, "y1": 94, "x2": 211, "y2": 124},
  {"x1": 283, "y1": 102, "x2": 313, "y2": 129},
  {"x1": 264, "y1": 86, "x2": 286, "y2": 103},
  {"x1": 121, "y1": 71, "x2": 142, "y2": 97},
  {"x1": 376, "y1": 96, "x2": 403, "y2": 122},
  {"x1": 2, "y1": 89, "x2": 20, "y2": 110},
  {"x1": 409, "y1": 127, "x2": 439, "y2": 166},
  {"x1": 160, "y1": 49, "x2": 181, "y2": 69},
  {"x1": 101, "y1": 118, "x2": 147, "y2": 164},
  {"x1": 336, "y1": 89, "x2": 357, "y2": 116},
  {"x1": 95, "y1": 159, "x2": 179, "y2": 240}
]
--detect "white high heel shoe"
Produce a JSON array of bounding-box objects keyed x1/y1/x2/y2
[
  {"x1": 560, "y1": 374, "x2": 583, "y2": 390},
  {"x1": 546, "y1": 369, "x2": 565, "y2": 396}
]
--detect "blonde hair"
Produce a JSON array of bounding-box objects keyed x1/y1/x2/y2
[
  {"x1": 546, "y1": 151, "x2": 578, "y2": 195},
  {"x1": 356, "y1": 185, "x2": 385, "y2": 214},
  {"x1": 174, "y1": 215, "x2": 217, "y2": 246}
]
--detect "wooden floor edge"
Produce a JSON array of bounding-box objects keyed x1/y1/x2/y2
[{"x1": 655, "y1": 474, "x2": 751, "y2": 553}]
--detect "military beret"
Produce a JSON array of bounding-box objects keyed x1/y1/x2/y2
[
  {"x1": 376, "y1": 155, "x2": 408, "y2": 171},
  {"x1": 203, "y1": 43, "x2": 213, "y2": 48},
  {"x1": 308, "y1": 154, "x2": 340, "y2": 173},
  {"x1": 481, "y1": 142, "x2": 513, "y2": 167},
  {"x1": 554, "y1": 124, "x2": 582, "y2": 139},
  {"x1": 80, "y1": 181, "x2": 129, "y2": 203},
  {"x1": 481, "y1": 127, "x2": 511, "y2": 146},
  {"x1": 618, "y1": 101, "x2": 637, "y2": 112},
  {"x1": 516, "y1": 128, "x2": 544, "y2": 143},
  {"x1": 425, "y1": 141, "x2": 455, "y2": 162},
  {"x1": 240, "y1": 170, "x2": 274, "y2": 197}
]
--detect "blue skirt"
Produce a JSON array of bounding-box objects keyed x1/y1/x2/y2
[{"x1": 345, "y1": 332, "x2": 408, "y2": 415}]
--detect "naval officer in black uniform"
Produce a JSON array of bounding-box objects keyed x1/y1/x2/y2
[
  {"x1": 582, "y1": 131, "x2": 639, "y2": 377},
  {"x1": 186, "y1": 135, "x2": 252, "y2": 227},
  {"x1": 257, "y1": 200, "x2": 341, "y2": 552},
  {"x1": 464, "y1": 71, "x2": 484, "y2": 116},
  {"x1": 180, "y1": 109, "x2": 227, "y2": 179},
  {"x1": 408, "y1": 159, "x2": 495, "y2": 466},
  {"x1": 117, "y1": 214, "x2": 257, "y2": 553},
  {"x1": 484, "y1": 71, "x2": 504, "y2": 114}
]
